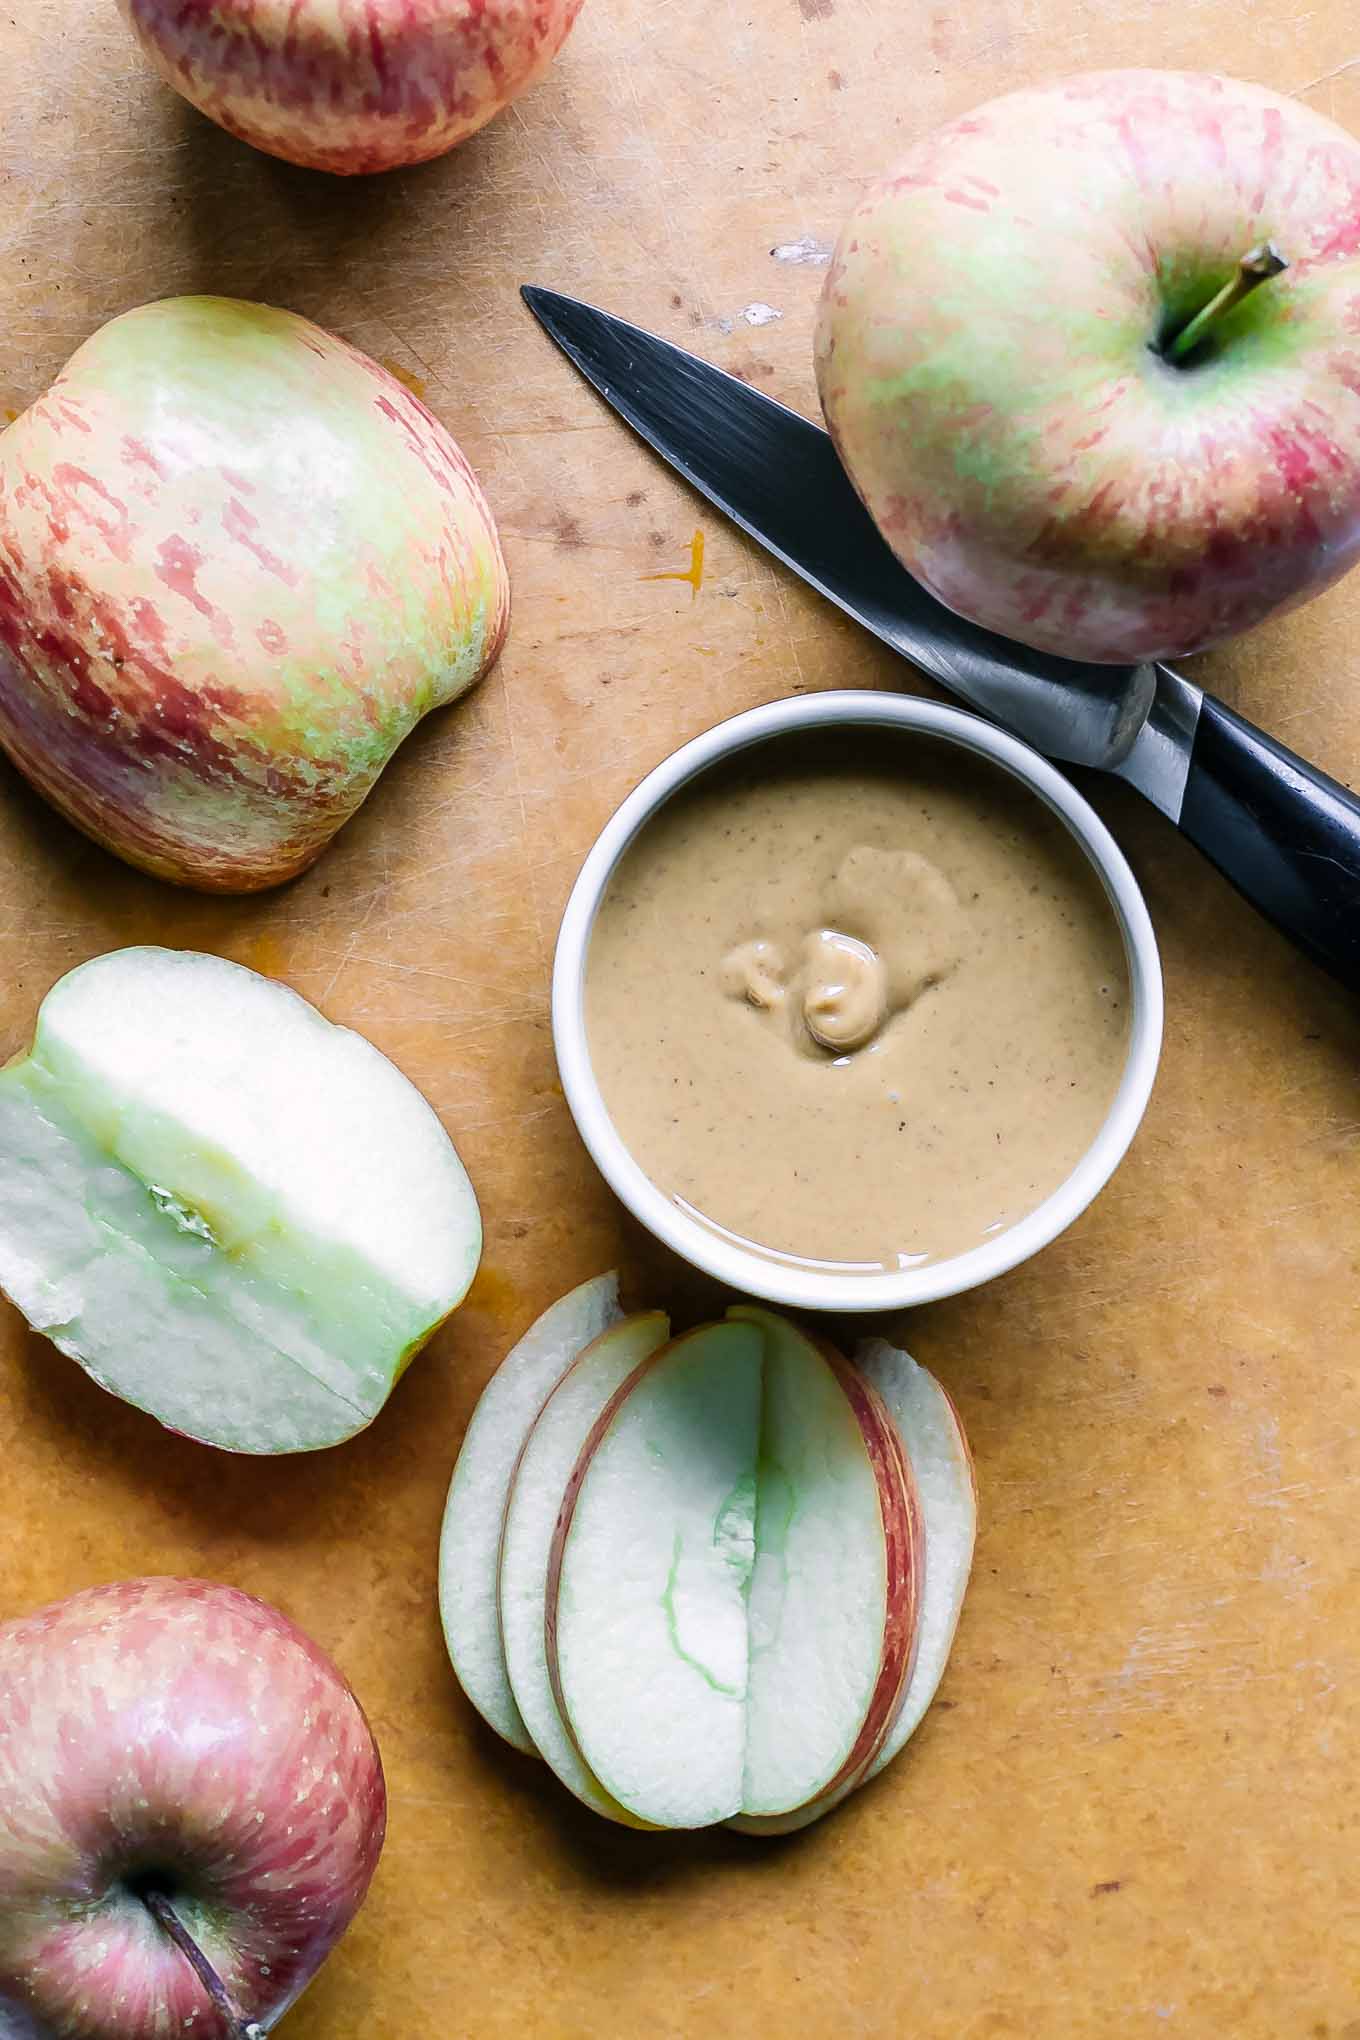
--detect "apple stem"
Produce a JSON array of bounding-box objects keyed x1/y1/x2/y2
[
  {"x1": 138, "y1": 1887, "x2": 266, "y2": 2040},
  {"x1": 1164, "y1": 242, "x2": 1288, "y2": 363}
]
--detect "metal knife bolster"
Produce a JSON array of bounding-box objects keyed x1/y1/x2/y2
[
  {"x1": 1111, "y1": 665, "x2": 1204, "y2": 822},
  {"x1": 524, "y1": 286, "x2": 1360, "y2": 994}
]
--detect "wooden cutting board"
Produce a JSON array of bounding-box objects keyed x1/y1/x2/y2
[{"x1": 3, "y1": 5, "x2": 1359, "y2": 2034}]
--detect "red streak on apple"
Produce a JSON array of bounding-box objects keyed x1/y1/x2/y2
[
  {"x1": 0, "y1": 1578, "x2": 385, "y2": 2037},
  {"x1": 543, "y1": 1325, "x2": 925, "y2": 1823},
  {"x1": 0, "y1": 296, "x2": 508, "y2": 891},
  {"x1": 819, "y1": 69, "x2": 1360, "y2": 663},
  {"x1": 542, "y1": 1334, "x2": 679, "y2": 1754},
  {"x1": 118, "y1": 0, "x2": 586, "y2": 176},
  {"x1": 812, "y1": 1340, "x2": 924, "y2": 1801}
]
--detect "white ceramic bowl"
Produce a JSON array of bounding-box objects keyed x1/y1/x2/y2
[{"x1": 552, "y1": 691, "x2": 1163, "y2": 1313}]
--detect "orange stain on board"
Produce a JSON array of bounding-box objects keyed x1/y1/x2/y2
[
  {"x1": 463, "y1": 1262, "x2": 523, "y2": 1327},
  {"x1": 642, "y1": 527, "x2": 706, "y2": 598},
  {"x1": 3, "y1": 409, "x2": 17, "y2": 424},
  {"x1": 380, "y1": 358, "x2": 428, "y2": 400}
]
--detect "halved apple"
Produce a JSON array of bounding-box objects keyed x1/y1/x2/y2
[
  {"x1": 548, "y1": 1322, "x2": 764, "y2": 1828},
  {"x1": 546, "y1": 1310, "x2": 922, "y2": 1829},
  {"x1": 439, "y1": 1272, "x2": 624, "y2": 1754},
  {"x1": 733, "y1": 1336, "x2": 976, "y2": 1835},
  {"x1": 0, "y1": 946, "x2": 480, "y2": 1453},
  {"x1": 498, "y1": 1311, "x2": 670, "y2": 1826}
]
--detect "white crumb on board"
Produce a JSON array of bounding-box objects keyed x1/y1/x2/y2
[
  {"x1": 741, "y1": 302, "x2": 783, "y2": 326},
  {"x1": 770, "y1": 235, "x2": 833, "y2": 264}
]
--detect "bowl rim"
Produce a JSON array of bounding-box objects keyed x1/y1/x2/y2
[{"x1": 551, "y1": 689, "x2": 1164, "y2": 1314}]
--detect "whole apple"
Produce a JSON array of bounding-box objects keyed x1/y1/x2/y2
[
  {"x1": 0, "y1": 295, "x2": 508, "y2": 890},
  {"x1": 118, "y1": 0, "x2": 586, "y2": 176},
  {"x1": 817, "y1": 70, "x2": 1360, "y2": 664},
  {"x1": 0, "y1": 1578, "x2": 385, "y2": 2038}
]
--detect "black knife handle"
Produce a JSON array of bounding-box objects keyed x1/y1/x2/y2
[{"x1": 1178, "y1": 693, "x2": 1360, "y2": 991}]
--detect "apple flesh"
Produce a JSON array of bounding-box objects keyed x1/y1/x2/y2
[
  {"x1": 439, "y1": 1271, "x2": 623, "y2": 1753},
  {"x1": 0, "y1": 295, "x2": 508, "y2": 890},
  {"x1": 545, "y1": 1311, "x2": 922, "y2": 1829},
  {"x1": 0, "y1": 1577, "x2": 384, "y2": 2038},
  {"x1": 818, "y1": 69, "x2": 1360, "y2": 663},
  {"x1": 0, "y1": 946, "x2": 481, "y2": 1453},
  {"x1": 498, "y1": 1312, "x2": 671, "y2": 1826},
  {"x1": 443, "y1": 1285, "x2": 973, "y2": 1834},
  {"x1": 732, "y1": 1336, "x2": 976, "y2": 1835},
  {"x1": 734, "y1": 1310, "x2": 922, "y2": 1817},
  {"x1": 118, "y1": 0, "x2": 586, "y2": 177},
  {"x1": 548, "y1": 1322, "x2": 764, "y2": 1828}
]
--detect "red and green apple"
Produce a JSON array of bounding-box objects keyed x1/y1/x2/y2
[
  {"x1": 818, "y1": 70, "x2": 1360, "y2": 663},
  {"x1": 0, "y1": 295, "x2": 508, "y2": 890},
  {"x1": 117, "y1": 0, "x2": 586, "y2": 176},
  {"x1": 0, "y1": 1577, "x2": 384, "y2": 2038}
]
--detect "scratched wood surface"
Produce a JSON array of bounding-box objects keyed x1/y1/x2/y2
[{"x1": 3, "y1": 5, "x2": 1360, "y2": 2036}]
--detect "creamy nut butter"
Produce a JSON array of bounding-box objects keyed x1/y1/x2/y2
[{"x1": 584, "y1": 732, "x2": 1130, "y2": 1271}]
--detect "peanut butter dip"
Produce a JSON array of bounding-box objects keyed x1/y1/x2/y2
[{"x1": 585, "y1": 732, "x2": 1130, "y2": 1270}]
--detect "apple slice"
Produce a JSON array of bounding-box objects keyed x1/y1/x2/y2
[
  {"x1": 499, "y1": 1311, "x2": 670, "y2": 1825},
  {"x1": 733, "y1": 1308, "x2": 923, "y2": 1818},
  {"x1": 857, "y1": 1339, "x2": 975, "y2": 1776},
  {"x1": 0, "y1": 946, "x2": 480, "y2": 1453},
  {"x1": 439, "y1": 1272, "x2": 624, "y2": 1754},
  {"x1": 733, "y1": 1338, "x2": 976, "y2": 1835},
  {"x1": 547, "y1": 1311, "x2": 922, "y2": 1829},
  {"x1": 548, "y1": 1322, "x2": 764, "y2": 1828}
]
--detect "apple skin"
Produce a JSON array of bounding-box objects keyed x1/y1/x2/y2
[
  {"x1": 817, "y1": 70, "x2": 1360, "y2": 663},
  {"x1": 810, "y1": 1339, "x2": 923, "y2": 1802},
  {"x1": 0, "y1": 296, "x2": 509, "y2": 891},
  {"x1": 0, "y1": 1577, "x2": 385, "y2": 2038},
  {"x1": 118, "y1": 0, "x2": 586, "y2": 176}
]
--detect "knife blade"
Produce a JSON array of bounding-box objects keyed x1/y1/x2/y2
[
  {"x1": 523, "y1": 285, "x2": 1360, "y2": 990},
  {"x1": 522, "y1": 286, "x2": 1196, "y2": 810}
]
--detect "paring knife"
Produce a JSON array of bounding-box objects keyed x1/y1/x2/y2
[{"x1": 522, "y1": 286, "x2": 1360, "y2": 993}]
